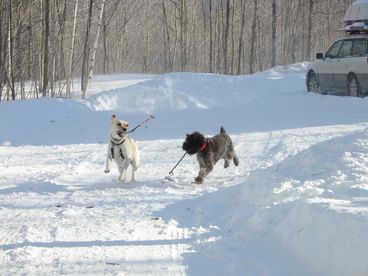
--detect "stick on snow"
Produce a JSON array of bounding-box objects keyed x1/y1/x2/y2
[{"x1": 166, "y1": 152, "x2": 187, "y2": 180}]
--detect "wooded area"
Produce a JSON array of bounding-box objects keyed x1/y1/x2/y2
[{"x1": 0, "y1": 0, "x2": 353, "y2": 100}]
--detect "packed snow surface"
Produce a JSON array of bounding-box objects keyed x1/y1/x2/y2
[{"x1": 1, "y1": 63, "x2": 368, "y2": 275}]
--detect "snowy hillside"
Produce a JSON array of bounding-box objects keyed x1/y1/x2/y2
[{"x1": 1, "y1": 64, "x2": 368, "y2": 275}]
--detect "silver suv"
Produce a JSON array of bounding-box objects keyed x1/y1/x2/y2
[{"x1": 306, "y1": 35, "x2": 368, "y2": 97}]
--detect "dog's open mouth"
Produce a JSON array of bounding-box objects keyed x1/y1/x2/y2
[{"x1": 116, "y1": 130, "x2": 124, "y2": 137}]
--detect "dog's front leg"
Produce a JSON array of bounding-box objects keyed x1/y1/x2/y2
[
  {"x1": 118, "y1": 163, "x2": 129, "y2": 183},
  {"x1": 195, "y1": 164, "x2": 213, "y2": 184},
  {"x1": 118, "y1": 170, "x2": 127, "y2": 182},
  {"x1": 105, "y1": 144, "x2": 113, "y2": 173}
]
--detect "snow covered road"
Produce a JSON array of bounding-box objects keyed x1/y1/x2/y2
[{"x1": 1, "y1": 124, "x2": 368, "y2": 275}]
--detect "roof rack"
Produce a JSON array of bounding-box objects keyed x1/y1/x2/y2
[
  {"x1": 343, "y1": 1, "x2": 368, "y2": 34},
  {"x1": 343, "y1": 22, "x2": 368, "y2": 35}
]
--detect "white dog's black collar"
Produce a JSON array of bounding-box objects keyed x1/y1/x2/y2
[{"x1": 111, "y1": 138, "x2": 125, "y2": 146}]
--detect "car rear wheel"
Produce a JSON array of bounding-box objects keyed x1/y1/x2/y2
[
  {"x1": 307, "y1": 71, "x2": 319, "y2": 93},
  {"x1": 348, "y1": 74, "x2": 360, "y2": 97}
]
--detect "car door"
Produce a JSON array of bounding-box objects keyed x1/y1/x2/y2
[
  {"x1": 351, "y1": 38, "x2": 368, "y2": 92},
  {"x1": 333, "y1": 38, "x2": 368, "y2": 94},
  {"x1": 332, "y1": 39, "x2": 353, "y2": 92},
  {"x1": 316, "y1": 40, "x2": 343, "y2": 91}
]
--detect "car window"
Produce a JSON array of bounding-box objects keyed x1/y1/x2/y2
[
  {"x1": 351, "y1": 39, "x2": 368, "y2": 56},
  {"x1": 338, "y1": 40, "x2": 353, "y2": 58},
  {"x1": 326, "y1": 40, "x2": 343, "y2": 58}
]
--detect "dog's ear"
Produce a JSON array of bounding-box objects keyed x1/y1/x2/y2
[{"x1": 186, "y1": 134, "x2": 189, "y2": 138}]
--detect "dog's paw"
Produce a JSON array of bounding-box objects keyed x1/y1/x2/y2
[
  {"x1": 194, "y1": 177, "x2": 203, "y2": 184},
  {"x1": 104, "y1": 169, "x2": 110, "y2": 173},
  {"x1": 234, "y1": 156, "x2": 239, "y2": 166}
]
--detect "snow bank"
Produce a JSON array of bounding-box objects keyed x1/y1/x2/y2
[
  {"x1": 238, "y1": 129, "x2": 368, "y2": 275},
  {"x1": 0, "y1": 98, "x2": 111, "y2": 146},
  {"x1": 156, "y1": 127, "x2": 368, "y2": 275},
  {"x1": 87, "y1": 67, "x2": 308, "y2": 114}
]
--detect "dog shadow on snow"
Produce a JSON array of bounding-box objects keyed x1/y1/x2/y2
[
  {"x1": 0, "y1": 179, "x2": 120, "y2": 196},
  {"x1": 0, "y1": 175, "x2": 175, "y2": 198},
  {"x1": 0, "y1": 181, "x2": 69, "y2": 196}
]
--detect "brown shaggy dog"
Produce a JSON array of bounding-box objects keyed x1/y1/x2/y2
[{"x1": 182, "y1": 127, "x2": 239, "y2": 183}]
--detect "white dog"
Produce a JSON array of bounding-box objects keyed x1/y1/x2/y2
[{"x1": 104, "y1": 115, "x2": 139, "y2": 182}]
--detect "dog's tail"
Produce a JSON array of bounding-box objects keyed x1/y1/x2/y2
[{"x1": 220, "y1": 126, "x2": 226, "y2": 134}]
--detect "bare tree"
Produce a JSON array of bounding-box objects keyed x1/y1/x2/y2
[
  {"x1": 306, "y1": 0, "x2": 314, "y2": 60},
  {"x1": 41, "y1": 0, "x2": 50, "y2": 97},
  {"x1": 250, "y1": 0, "x2": 258, "y2": 74},
  {"x1": 162, "y1": 0, "x2": 176, "y2": 72},
  {"x1": 237, "y1": 0, "x2": 246, "y2": 74},
  {"x1": 6, "y1": 0, "x2": 15, "y2": 101},
  {"x1": 82, "y1": 0, "x2": 106, "y2": 100},
  {"x1": 223, "y1": 0, "x2": 231, "y2": 74},
  {"x1": 209, "y1": 0, "x2": 214, "y2": 73},
  {"x1": 179, "y1": 0, "x2": 188, "y2": 71},
  {"x1": 66, "y1": 0, "x2": 79, "y2": 98},
  {"x1": 81, "y1": 0, "x2": 93, "y2": 98},
  {"x1": 0, "y1": 2, "x2": 3, "y2": 100},
  {"x1": 271, "y1": 0, "x2": 277, "y2": 67}
]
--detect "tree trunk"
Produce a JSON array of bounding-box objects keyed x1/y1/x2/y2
[
  {"x1": 7, "y1": 0, "x2": 15, "y2": 101},
  {"x1": 41, "y1": 0, "x2": 50, "y2": 97},
  {"x1": 209, "y1": 0, "x2": 213, "y2": 73},
  {"x1": 223, "y1": 0, "x2": 230, "y2": 74},
  {"x1": 179, "y1": 0, "x2": 188, "y2": 72},
  {"x1": 237, "y1": 0, "x2": 246, "y2": 75},
  {"x1": 230, "y1": 3, "x2": 235, "y2": 74},
  {"x1": 15, "y1": 8, "x2": 23, "y2": 99},
  {"x1": 0, "y1": 4, "x2": 4, "y2": 101},
  {"x1": 200, "y1": 0, "x2": 207, "y2": 72},
  {"x1": 27, "y1": 2, "x2": 33, "y2": 85},
  {"x1": 215, "y1": 5, "x2": 222, "y2": 73},
  {"x1": 143, "y1": 34, "x2": 149, "y2": 73},
  {"x1": 55, "y1": 0, "x2": 67, "y2": 83},
  {"x1": 81, "y1": 0, "x2": 93, "y2": 98},
  {"x1": 66, "y1": 0, "x2": 78, "y2": 99},
  {"x1": 83, "y1": 0, "x2": 105, "y2": 100},
  {"x1": 101, "y1": 0, "x2": 117, "y2": 75},
  {"x1": 162, "y1": 0, "x2": 169, "y2": 72},
  {"x1": 250, "y1": 0, "x2": 257, "y2": 74},
  {"x1": 103, "y1": 11, "x2": 108, "y2": 74},
  {"x1": 306, "y1": 0, "x2": 314, "y2": 60},
  {"x1": 271, "y1": 0, "x2": 277, "y2": 67}
]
